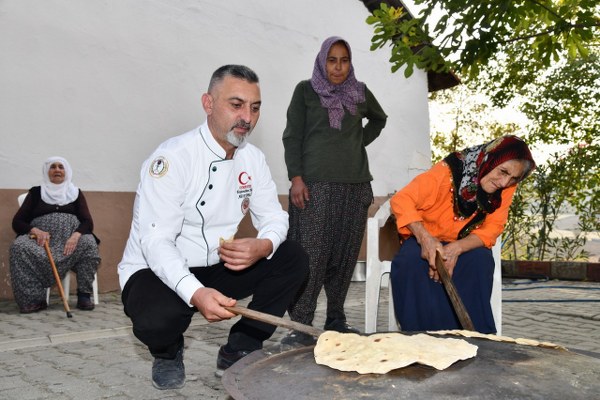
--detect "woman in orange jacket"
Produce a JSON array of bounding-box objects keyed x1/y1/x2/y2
[{"x1": 390, "y1": 136, "x2": 535, "y2": 333}]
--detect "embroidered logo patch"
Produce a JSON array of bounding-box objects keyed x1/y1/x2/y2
[
  {"x1": 238, "y1": 172, "x2": 251, "y2": 185},
  {"x1": 237, "y1": 171, "x2": 253, "y2": 199},
  {"x1": 149, "y1": 156, "x2": 169, "y2": 178},
  {"x1": 241, "y1": 197, "x2": 250, "y2": 214}
]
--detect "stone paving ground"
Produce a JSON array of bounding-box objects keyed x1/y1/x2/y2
[{"x1": 0, "y1": 278, "x2": 599, "y2": 399}]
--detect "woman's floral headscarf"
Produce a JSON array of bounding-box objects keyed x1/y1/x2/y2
[{"x1": 444, "y1": 135, "x2": 536, "y2": 238}]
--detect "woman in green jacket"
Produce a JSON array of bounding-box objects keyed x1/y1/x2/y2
[{"x1": 282, "y1": 36, "x2": 387, "y2": 347}]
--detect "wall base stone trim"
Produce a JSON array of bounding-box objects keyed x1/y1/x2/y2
[{"x1": 502, "y1": 260, "x2": 600, "y2": 282}]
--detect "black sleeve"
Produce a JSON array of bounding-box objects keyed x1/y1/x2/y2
[{"x1": 12, "y1": 187, "x2": 38, "y2": 235}]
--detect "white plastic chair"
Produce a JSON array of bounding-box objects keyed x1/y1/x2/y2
[
  {"x1": 491, "y1": 243, "x2": 502, "y2": 335},
  {"x1": 364, "y1": 199, "x2": 502, "y2": 335},
  {"x1": 48, "y1": 271, "x2": 99, "y2": 305},
  {"x1": 17, "y1": 193, "x2": 99, "y2": 305},
  {"x1": 364, "y1": 200, "x2": 397, "y2": 333}
]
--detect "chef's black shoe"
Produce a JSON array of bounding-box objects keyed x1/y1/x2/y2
[
  {"x1": 152, "y1": 346, "x2": 185, "y2": 390},
  {"x1": 216, "y1": 345, "x2": 251, "y2": 377}
]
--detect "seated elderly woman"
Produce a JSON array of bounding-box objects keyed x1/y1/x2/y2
[
  {"x1": 10, "y1": 156, "x2": 101, "y2": 313},
  {"x1": 390, "y1": 136, "x2": 535, "y2": 333}
]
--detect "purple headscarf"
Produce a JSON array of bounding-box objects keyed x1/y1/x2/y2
[{"x1": 310, "y1": 36, "x2": 366, "y2": 130}]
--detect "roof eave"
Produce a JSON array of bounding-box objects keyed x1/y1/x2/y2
[{"x1": 359, "y1": 0, "x2": 461, "y2": 92}]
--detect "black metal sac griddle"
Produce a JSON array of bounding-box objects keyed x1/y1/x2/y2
[{"x1": 222, "y1": 336, "x2": 600, "y2": 400}]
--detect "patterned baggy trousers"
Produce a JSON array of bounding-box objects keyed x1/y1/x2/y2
[{"x1": 287, "y1": 181, "x2": 372, "y2": 326}]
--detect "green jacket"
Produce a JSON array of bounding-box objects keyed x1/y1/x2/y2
[{"x1": 282, "y1": 80, "x2": 387, "y2": 183}]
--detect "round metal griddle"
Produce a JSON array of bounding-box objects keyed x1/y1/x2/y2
[{"x1": 222, "y1": 337, "x2": 600, "y2": 399}]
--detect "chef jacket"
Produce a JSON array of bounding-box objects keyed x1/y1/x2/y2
[{"x1": 118, "y1": 121, "x2": 289, "y2": 306}]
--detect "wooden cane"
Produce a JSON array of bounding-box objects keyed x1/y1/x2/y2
[
  {"x1": 43, "y1": 240, "x2": 73, "y2": 318},
  {"x1": 31, "y1": 235, "x2": 73, "y2": 318}
]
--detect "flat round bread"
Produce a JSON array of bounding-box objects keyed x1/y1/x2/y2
[
  {"x1": 515, "y1": 337, "x2": 540, "y2": 346},
  {"x1": 428, "y1": 329, "x2": 514, "y2": 342},
  {"x1": 219, "y1": 235, "x2": 235, "y2": 246},
  {"x1": 426, "y1": 329, "x2": 565, "y2": 350},
  {"x1": 313, "y1": 331, "x2": 478, "y2": 374}
]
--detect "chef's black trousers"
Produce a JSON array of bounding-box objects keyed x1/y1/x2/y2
[{"x1": 122, "y1": 240, "x2": 308, "y2": 359}]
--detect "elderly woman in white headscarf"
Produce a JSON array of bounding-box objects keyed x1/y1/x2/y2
[{"x1": 10, "y1": 156, "x2": 100, "y2": 313}]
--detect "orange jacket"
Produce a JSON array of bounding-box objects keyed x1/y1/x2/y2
[{"x1": 390, "y1": 161, "x2": 516, "y2": 248}]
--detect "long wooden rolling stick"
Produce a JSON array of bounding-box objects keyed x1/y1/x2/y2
[{"x1": 225, "y1": 305, "x2": 323, "y2": 337}]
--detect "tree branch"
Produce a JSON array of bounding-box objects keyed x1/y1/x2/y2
[
  {"x1": 494, "y1": 22, "x2": 600, "y2": 45},
  {"x1": 526, "y1": 0, "x2": 564, "y2": 21}
]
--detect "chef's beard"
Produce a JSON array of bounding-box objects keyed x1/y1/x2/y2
[{"x1": 226, "y1": 121, "x2": 253, "y2": 147}]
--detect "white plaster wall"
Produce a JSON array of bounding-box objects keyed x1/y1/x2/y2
[{"x1": 0, "y1": 0, "x2": 430, "y2": 195}]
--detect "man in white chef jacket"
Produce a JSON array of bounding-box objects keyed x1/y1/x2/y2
[{"x1": 118, "y1": 65, "x2": 309, "y2": 390}]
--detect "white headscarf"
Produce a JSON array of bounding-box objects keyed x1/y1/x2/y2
[{"x1": 41, "y1": 156, "x2": 79, "y2": 206}]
